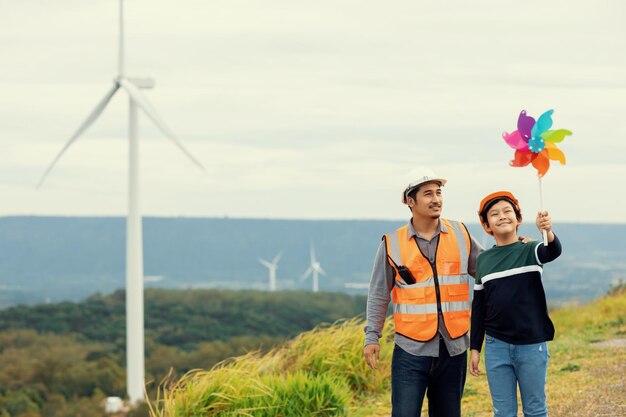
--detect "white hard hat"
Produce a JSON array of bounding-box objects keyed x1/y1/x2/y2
[{"x1": 401, "y1": 167, "x2": 447, "y2": 204}]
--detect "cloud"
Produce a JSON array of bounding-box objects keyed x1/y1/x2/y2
[{"x1": 1, "y1": 0, "x2": 625, "y2": 221}]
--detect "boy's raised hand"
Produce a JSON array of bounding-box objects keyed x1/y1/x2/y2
[
  {"x1": 536, "y1": 211, "x2": 555, "y2": 243},
  {"x1": 536, "y1": 211, "x2": 552, "y2": 232}
]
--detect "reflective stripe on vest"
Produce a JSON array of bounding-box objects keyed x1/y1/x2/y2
[
  {"x1": 385, "y1": 219, "x2": 471, "y2": 341},
  {"x1": 393, "y1": 301, "x2": 469, "y2": 315}
]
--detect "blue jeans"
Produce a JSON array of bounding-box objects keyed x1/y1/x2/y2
[
  {"x1": 391, "y1": 343, "x2": 467, "y2": 417},
  {"x1": 484, "y1": 335, "x2": 549, "y2": 417}
]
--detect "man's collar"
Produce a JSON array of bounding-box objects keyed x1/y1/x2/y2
[{"x1": 406, "y1": 218, "x2": 448, "y2": 240}]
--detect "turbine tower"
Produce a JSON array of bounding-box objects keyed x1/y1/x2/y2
[
  {"x1": 300, "y1": 245, "x2": 326, "y2": 292},
  {"x1": 258, "y1": 251, "x2": 283, "y2": 291},
  {"x1": 37, "y1": 0, "x2": 204, "y2": 405}
]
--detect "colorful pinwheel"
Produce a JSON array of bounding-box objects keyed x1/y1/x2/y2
[{"x1": 502, "y1": 109, "x2": 572, "y2": 177}]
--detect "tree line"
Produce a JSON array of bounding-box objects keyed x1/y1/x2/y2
[{"x1": 0, "y1": 289, "x2": 367, "y2": 417}]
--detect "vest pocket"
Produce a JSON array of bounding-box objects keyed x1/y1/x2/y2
[
  {"x1": 400, "y1": 286, "x2": 426, "y2": 303},
  {"x1": 445, "y1": 283, "x2": 469, "y2": 302},
  {"x1": 401, "y1": 314, "x2": 428, "y2": 323},
  {"x1": 441, "y1": 260, "x2": 461, "y2": 275}
]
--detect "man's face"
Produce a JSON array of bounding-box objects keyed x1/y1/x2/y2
[{"x1": 408, "y1": 182, "x2": 442, "y2": 220}]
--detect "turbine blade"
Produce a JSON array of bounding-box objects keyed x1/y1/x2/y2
[
  {"x1": 38, "y1": 83, "x2": 120, "y2": 188},
  {"x1": 258, "y1": 258, "x2": 273, "y2": 268},
  {"x1": 300, "y1": 267, "x2": 313, "y2": 282},
  {"x1": 272, "y1": 251, "x2": 283, "y2": 264},
  {"x1": 310, "y1": 245, "x2": 316, "y2": 263},
  {"x1": 119, "y1": 78, "x2": 205, "y2": 171},
  {"x1": 317, "y1": 266, "x2": 327, "y2": 276}
]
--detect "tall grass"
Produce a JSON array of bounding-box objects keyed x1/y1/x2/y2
[
  {"x1": 148, "y1": 318, "x2": 395, "y2": 417},
  {"x1": 281, "y1": 319, "x2": 394, "y2": 394},
  {"x1": 151, "y1": 291, "x2": 625, "y2": 417}
]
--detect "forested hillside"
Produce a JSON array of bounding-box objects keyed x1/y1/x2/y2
[{"x1": 0, "y1": 289, "x2": 367, "y2": 417}]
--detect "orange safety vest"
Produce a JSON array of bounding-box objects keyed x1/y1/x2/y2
[{"x1": 384, "y1": 218, "x2": 471, "y2": 342}]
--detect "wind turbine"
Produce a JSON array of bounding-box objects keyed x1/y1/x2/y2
[
  {"x1": 300, "y1": 245, "x2": 326, "y2": 292},
  {"x1": 258, "y1": 251, "x2": 283, "y2": 292},
  {"x1": 37, "y1": 0, "x2": 204, "y2": 405}
]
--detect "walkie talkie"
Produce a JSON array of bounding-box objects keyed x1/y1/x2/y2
[
  {"x1": 387, "y1": 253, "x2": 417, "y2": 285},
  {"x1": 397, "y1": 266, "x2": 416, "y2": 285}
]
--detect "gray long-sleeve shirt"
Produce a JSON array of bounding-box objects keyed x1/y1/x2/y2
[{"x1": 364, "y1": 219, "x2": 483, "y2": 357}]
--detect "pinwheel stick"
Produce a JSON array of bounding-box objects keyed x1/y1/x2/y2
[{"x1": 538, "y1": 177, "x2": 549, "y2": 246}]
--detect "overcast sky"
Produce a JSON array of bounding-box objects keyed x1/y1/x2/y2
[{"x1": 1, "y1": 0, "x2": 625, "y2": 223}]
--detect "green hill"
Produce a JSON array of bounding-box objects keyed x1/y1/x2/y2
[
  {"x1": 148, "y1": 288, "x2": 626, "y2": 417},
  {"x1": 0, "y1": 289, "x2": 366, "y2": 349}
]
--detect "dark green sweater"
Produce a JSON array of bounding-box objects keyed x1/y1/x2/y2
[{"x1": 470, "y1": 235, "x2": 562, "y2": 351}]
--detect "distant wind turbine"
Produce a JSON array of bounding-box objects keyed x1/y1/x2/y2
[
  {"x1": 258, "y1": 251, "x2": 283, "y2": 292},
  {"x1": 37, "y1": 0, "x2": 204, "y2": 405},
  {"x1": 300, "y1": 245, "x2": 326, "y2": 292}
]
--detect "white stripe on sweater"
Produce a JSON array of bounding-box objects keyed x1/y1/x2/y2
[{"x1": 481, "y1": 265, "x2": 543, "y2": 285}]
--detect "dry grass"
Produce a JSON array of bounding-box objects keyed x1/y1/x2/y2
[
  {"x1": 150, "y1": 290, "x2": 625, "y2": 417},
  {"x1": 454, "y1": 289, "x2": 625, "y2": 417},
  {"x1": 542, "y1": 289, "x2": 626, "y2": 417}
]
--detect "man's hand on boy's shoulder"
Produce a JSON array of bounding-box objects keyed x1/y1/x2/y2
[{"x1": 518, "y1": 236, "x2": 534, "y2": 244}]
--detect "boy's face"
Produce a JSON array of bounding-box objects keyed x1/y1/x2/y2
[
  {"x1": 483, "y1": 200, "x2": 520, "y2": 237},
  {"x1": 408, "y1": 182, "x2": 443, "y2": 220}
]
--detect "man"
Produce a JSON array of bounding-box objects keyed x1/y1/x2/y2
[{"x1": 363, "y1": 167, "x2": 483, "y2": 417}]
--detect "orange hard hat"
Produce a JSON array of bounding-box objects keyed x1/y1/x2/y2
[{"x1": 478, "y1": 191, "x2": 521, "y2": 221}]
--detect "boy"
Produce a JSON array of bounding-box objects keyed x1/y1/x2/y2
[{"x1": 469, "y1": 191, "x2": 562, "y2": 417}]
